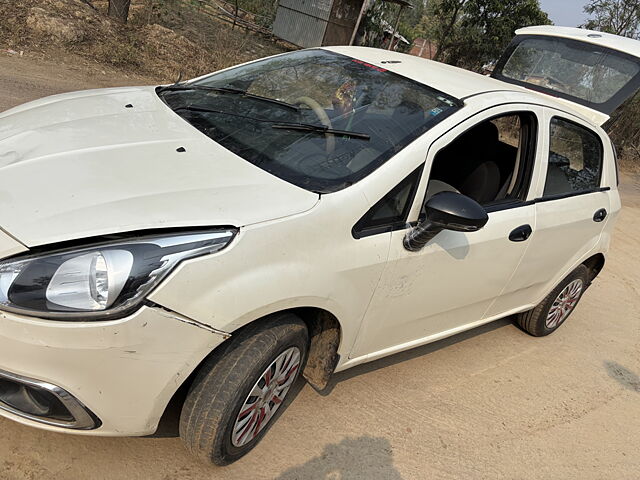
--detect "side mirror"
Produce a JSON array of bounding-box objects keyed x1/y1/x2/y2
[{"x1": 404, "y1": 191, "x2": 489, "y2": 252}]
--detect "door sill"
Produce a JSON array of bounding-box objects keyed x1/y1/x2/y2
[{"x1": 335, "y1": 304, "x2": 535, "y2": 373}]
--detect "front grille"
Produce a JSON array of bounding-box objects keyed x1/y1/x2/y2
[{"x1": 0, "y1": 369, "x2": 100, "y2": 430}]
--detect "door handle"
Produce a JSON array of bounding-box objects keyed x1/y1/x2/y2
[
  {"x1": 593, "y1": 208, "x2": 608, "y2": 223},
  {"x1": 509, "y1": 224, "x2": 533, "y2": 242}
]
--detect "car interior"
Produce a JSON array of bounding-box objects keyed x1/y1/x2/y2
[
  {"x1": 426, "y1": 113, "x2": 535, "y2": 207},
  {"x1": 275, "y1": 86, "x2": 444, "y2": 184},
  {"x1": 543, "y1": 118, "x2": 602, "y2": 196},
  {"x1": 353, "y1": 113, "x2": 537, "y2": 237}
]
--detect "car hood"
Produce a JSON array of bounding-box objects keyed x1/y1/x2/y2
[{"x1": 0, "y1": 87, "x2": 319, "y2": 247}]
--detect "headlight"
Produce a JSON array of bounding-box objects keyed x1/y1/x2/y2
[{"x1": 0, "y1": 229, "x2": 236, "y2": 320}]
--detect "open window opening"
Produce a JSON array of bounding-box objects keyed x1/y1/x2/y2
[{"x1": 425, "y1": 112, "x2": 537, "y2": 209}]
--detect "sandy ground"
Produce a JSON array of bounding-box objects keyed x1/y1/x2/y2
[{"x1": 0, "y1": 53, "x2": 639, "y2": 480}]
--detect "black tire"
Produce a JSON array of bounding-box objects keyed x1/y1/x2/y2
[
  {"x1": 179, "y1": 313, "x2": 308, "y2": 466},
  {"x1": 516, "y1": 265, "x2": 590, "y2": 337}
]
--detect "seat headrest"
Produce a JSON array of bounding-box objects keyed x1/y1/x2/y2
[{"x1": 461, "y1": 121, "x2": 499, "y2": 145}]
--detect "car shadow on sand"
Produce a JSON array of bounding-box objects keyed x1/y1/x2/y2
[
  {"x1": 318, "y1": 317, "x2": 515, "y2": 396},
  {"x1": 274, "y1": 435, "x2": 404, "y2": 480}
]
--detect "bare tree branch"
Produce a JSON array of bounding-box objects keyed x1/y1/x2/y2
[
  {"x1": 80, "y1": 0, "x2": 97, "y2": 11},
  {"x1": 108, "y1": 0, "x2": 131, "y2": 23},
  {"x1": 582, "y1": 0, "x2": 640, "y2": 38}
]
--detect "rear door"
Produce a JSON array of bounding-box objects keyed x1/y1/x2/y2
[
  {"x1": 487, "y1": 109, "x2": 611, "y2": 316},
  {"x1": 492, "y1": 26, "x2": 640, "y2": 125}
]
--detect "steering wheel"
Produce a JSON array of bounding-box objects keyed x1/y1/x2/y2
[
  {"x1": 292, "y1": 153, "x2": 352, "y2": 179},
  {"x1": 295, "y1": 96, "x2": 336, "y2": 154}
]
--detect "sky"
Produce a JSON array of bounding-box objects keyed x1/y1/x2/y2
[{"x1": 538, "y1": 0, "x2": 590, "y2": 27}]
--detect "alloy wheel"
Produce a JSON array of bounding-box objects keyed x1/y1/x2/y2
[
  {"x1": 545, "y1": 279, "x2": 583, "y2": 329},
  {"x1": 231, "y1": 346, "x2": 301, "y2": 447}
]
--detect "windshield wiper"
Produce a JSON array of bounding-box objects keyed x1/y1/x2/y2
[
  {"x1": 158, "y1": 84, "x2": 299, "y2": 111},
  {"x1": 271, "y1": 122, "x2": 370, "y2": 140},
  {"x1": 171, "y1": 107, "x2": 370, "y2": 141}
]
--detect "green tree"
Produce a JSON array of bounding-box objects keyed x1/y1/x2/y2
[
  {"x1": 582, "y1": 0, "x2": 640, "y2": 39},
  {"x1": 581, "y1": 1, "x2": 640, "y2": 171},
  {"x1": 403, "y1": 0, "x2": 427, "y2": 31},
  {"x1": 416, "y1": 0, "x2": 551, "y2": 70},
  {"x1": 415, "y1": 0, "x2": 466, "y2": 61},
  {"x1": 360, "y1": 1, "x2": 417, "y2": 51}
]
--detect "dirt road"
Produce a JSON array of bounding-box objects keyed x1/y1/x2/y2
[{"x1": 1, "y1": 53, "x2": 639, "y2": 480}]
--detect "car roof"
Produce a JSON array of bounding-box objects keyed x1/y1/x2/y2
[
  {"x1": 321, "y1": 45, "x2": 597, "y2": 125},
  {"x1": 322, "y1": 46, "x2": 516, "y2": 99}
]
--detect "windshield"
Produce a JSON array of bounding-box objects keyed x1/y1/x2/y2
[
  {"x1": 494, "y1": 36, "x2": 640, "y2": 114},
  {"x1": 158, "y1": 50, "x2": 461, "y2": 193}
]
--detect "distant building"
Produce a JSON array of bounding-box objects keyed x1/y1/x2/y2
[
  {"x1": 410, "y1": 38, "x2": 437, "y2": 59},
  {"x1": 273, "y1": 0, "x2": 363, "y2": 48},
  {"x1": 272, "y1": 0, "x2": 413, "y2": 49}
]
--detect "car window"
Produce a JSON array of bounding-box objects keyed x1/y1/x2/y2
[
  {"x1": 352, "y1": 166, "x2": 423, "y2": 238},
  {"x1": 426, "y1": 112, "x2": 537, "y2": 208},
  {"x1": 494, "y1": 35, "x2": 640, "y2": 114},
  {"x1": 159, "y1": 50, "x2": 461, "y2": 194},
  {"x1": 543, "y1": 117, "x2": 603, "y2": 197}
]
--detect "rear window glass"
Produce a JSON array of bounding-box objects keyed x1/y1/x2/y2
[{"x1": 496, "y1": 36, "x2": 640, "y2": 111}]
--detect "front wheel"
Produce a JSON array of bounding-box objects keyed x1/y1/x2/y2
[
  {"x1": 179, "y1": 313, "x2": 308, "y2": 465},
  {"x1": 516, "y1": 265, "x2": 589, "y2": 337}
]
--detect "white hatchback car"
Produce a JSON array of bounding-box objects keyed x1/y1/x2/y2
[{"x1": 0, "y1": 26, "x2": 638, "y2": 464}]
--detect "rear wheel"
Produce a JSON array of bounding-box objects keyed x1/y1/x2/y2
[
  {"x1": 179, "y1": 313, "x2": 308, "y2": 465},
  {"x1": 516, "y1": 265, "x2": 589, "y2": 337}
]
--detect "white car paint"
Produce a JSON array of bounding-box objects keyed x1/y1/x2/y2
[
  {"x1": 488, "y1": 107, "x2": 619, "y2": 317},
  {"x1": 348, "y1": 102, "x2": 544, "y2": 361},
  {"x1": 0, "y1": 304, "x2": 225, "y2": 435},
  {"x1": 0, "y1": 87, "x2": 318, "y2": 246},
  {"x1": 0, "y1": 27, "x2": 634, "y2": 437}
]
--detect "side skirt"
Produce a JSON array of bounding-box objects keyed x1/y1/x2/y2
[{"x1": 335, "y1": 304, "x2": 535, "y2": 373}]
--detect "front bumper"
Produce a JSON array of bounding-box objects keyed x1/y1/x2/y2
[
  {"x1": 0, "y1": 367, "x2": 100, "y2": 430},
  {"x1": 0, "y1": 305, "x2": 226, "y2": 436}
]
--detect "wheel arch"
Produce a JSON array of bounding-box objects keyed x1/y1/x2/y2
[
  {"x1": 582, "y1": 253, "x2": 605, "y2": 284},
  {"x1": 291, "y1": 307, "x2": 342, "y2": 391},
  {"x1": 221, "y1": 306, "x2": 343, "y2": 391},
  {"x1": 157, "y1": 306, "x2": 343, "y2": 433}
]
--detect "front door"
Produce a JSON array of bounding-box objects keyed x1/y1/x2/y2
[{"x1": 350, "y1": 106, "x2": 542, "y2": 361}]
